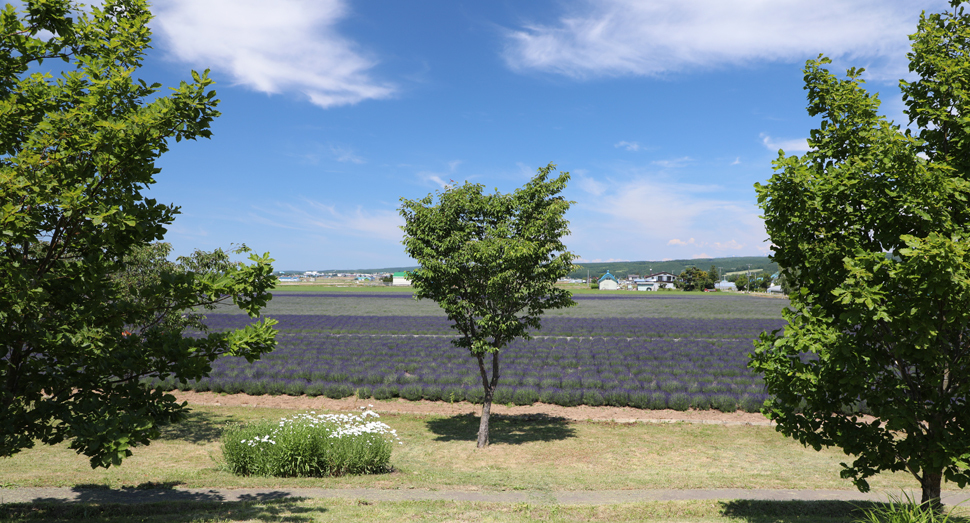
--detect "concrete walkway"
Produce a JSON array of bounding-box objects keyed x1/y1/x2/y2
[{"x1": 2, "y1": 487, "x2": 968, "y2": 506}]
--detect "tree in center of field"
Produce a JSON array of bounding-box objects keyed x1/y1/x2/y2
[
  {"x1": 400, "y1": 163, "x2": 575, "y2": 447},
  {"x1": 750, "y1": 0, "x2": 970, "y2": 509}
]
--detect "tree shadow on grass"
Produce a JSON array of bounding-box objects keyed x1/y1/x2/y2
[
  {"x1": 720, "y1": 500, "x2": 869, "y2": 523},
  {"x1": 425, "y1": 413, "x2": 576, "y2": 444},
  {"x1": 718, "y1": 499, "x2": 970, "y2": 523},
  {"x1": 0, "y1": 497, "x2": 325, "y2": 522},
  {"x1": 156, "y1": 409, "x2": 239, "y2": 444}
]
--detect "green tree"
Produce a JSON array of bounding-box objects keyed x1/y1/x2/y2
[
  {"x1": 751, "y1": 1, "x2": 970, "y2": 507},
  {"x1": 0, "y1": 0, "x2": 277, "y2": 469},
  {"x1": 678, "y1": 266, "x2": 707, "y2": 291},
  {"x1": 400, "y1": 163, "x2": 576, "y2": 447}
]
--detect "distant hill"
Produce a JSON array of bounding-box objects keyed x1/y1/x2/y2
[{"x1": 567, "y1": 256, "x2": 777, "y2": 280}]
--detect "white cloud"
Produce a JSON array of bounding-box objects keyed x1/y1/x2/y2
[
  {"x1": 250, "y1": 199, "x2": 404, "y2": 242},
  {"x1": 652, "y1": 156, "x2": 693, "y2": 169},
  {"x1": 577, "y1": 175, "x2": 606, "y2": 196},
  {"x1": 416, "y1": 160, "x2": 462, "y2": 188},
  {"x1": 503, "y1": 0, "x2": 943, "y2": 80},
  {"x1": 731, "y1": 157, "x2": 741, "y2": 165},
  {"x1": 614, "y1": 140, "x2": 641, "y2": 151},
  {"x1": 761, "y1": 133, "x2": 810, "y2": 153},
  {"x1": 566, "y1": 172, "x2": 768, "y2": 260},
  {"x1": 330, "y1": 145, "x2": 365, "y2": 164},
  {"x1": 153, "y1": 0, "x2": 394, "y2": 108}
]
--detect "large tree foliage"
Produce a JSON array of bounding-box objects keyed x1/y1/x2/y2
[
  {"x1": 0, "y1": 0, "x2": 277, "y2": 469},
  {"x1": 751, "y1": 1, "x2": 970, "y2": 507},
  {"x1": 400, "y1": 163, "x2": 575, "y2": 447}
]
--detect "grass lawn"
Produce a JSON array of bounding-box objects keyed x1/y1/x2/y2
[
  {"x1": 0, "y1": 405, "x2": 922, "y2": 492},
  {"x1": 3, "y1": 404, "x2": 967, "y2": 522},
  {"x1": 8, "y1": 498, "x2": 954, "y2": 523}
]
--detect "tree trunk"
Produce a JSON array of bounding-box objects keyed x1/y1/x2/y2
[
  {"x1": 920, "y1": 470, "x2": 943, "y2": 512},
  {"x1": 477, "y1": 389, "x2": 492, "y2": 448},
  {"x1": 475, "y1": 352, "x2": 500, "y2": 448}
]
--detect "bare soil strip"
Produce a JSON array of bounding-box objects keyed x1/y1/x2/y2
[{"x1": 171, "y1": 391, "x2": 773, "y2": 426}]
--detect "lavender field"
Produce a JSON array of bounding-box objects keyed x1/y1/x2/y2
[{"x1": 157, "y1": 291, "x2": 788, "y2": 413}]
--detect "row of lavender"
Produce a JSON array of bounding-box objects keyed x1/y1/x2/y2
[
  {"x1": 202, "y1": 314, "x2": 785, "y2": 339},
  {"x1": 154, "y1": 329, "x2": 771, "y2": 412}
]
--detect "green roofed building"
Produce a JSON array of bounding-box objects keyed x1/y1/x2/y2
[{"x1": 392, "y1": 272, "x2": 411, "y2": 286}]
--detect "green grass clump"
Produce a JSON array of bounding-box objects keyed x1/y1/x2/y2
[
  {"x1": 854, "y1": 492, "x2": 968, "y2": 523},
  {"x1": 221, "y1": 410, "x2": 400, "y2": 477}
]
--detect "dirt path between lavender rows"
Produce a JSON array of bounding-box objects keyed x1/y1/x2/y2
[{"x1": 171, "y1": 390, "x2": 773, "y2": 426}]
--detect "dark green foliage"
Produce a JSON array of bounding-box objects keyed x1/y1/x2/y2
[
  {"x1": 373, "y1": 386, "x2": 396, "y2": 401},
  {"x1": 750, "y1": 1, "x2": 970, "y2": 505},
  {"x1": 604, "y1": 390, "x2": 629, "y2": 407},
  {"x1": 422, "y1": 385, "x2": 443, "y2": 401},
  {"x1": 583, "y1": 390, "x2": 605, "y2": 407},
  {"x1": 711, "y1": 394, "x2": 738, "y2": 413},
  {"x1": 400, "y1": 384, "x2": 423, "y2": 401},
  {"x1": 668, "y1": 393, "x2": 690, "y2": 411},
  {"x1": 512, "y1": 388, "x2": 539, "y2": 406},
  {"x1": 0, "y1": 0, "x2": 277, "y2": 469},
  {"x1": 355, "y1": 386, "x2": 372, "y2": 400}
]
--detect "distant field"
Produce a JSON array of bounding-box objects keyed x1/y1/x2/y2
[
  {"x1": 166, "y1": 293, "x2": 789, "y2": 412},
  {"x1": 220, "y1": 290, "x2": 789, "y2": 319}
]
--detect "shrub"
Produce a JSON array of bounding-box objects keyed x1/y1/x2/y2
[
  {"x1": 243, "y1": 379, "x2": 267, "y2": 396},
  {"x1": 325, "y1": 383, "x2": 353, "y2": 400},
  {"x1": 492, "y1": 386, "x2": 514, "y2": 405},
  {"x1": 512, "y1": 387, "x2": 539, "y2": 406},
  {"x1": 284, "y1": 380, "x2": 306, "y2": 396},
  {"x1": 739, "y1": 394, "x2": 765, "y2": 413},
  {"x1": 222, "y1": 409, "x2": 400, "y2": 477},
  {"x1": 628, "y1": 391, "x2": 651, "y2": 409},
  {"x1": 648, "y1": 392, "x2": 668, "y2": 410},
  {"x1": 689, "y1": 393, "x2": 710, "y2": 410},
  {"x1": 305, "y1": 382, "x2": 325, "y2": 397},
  {"x1": 668, "y1": 393, "x2": 690, "y2": 411},
  {"x1": 604, "y1": 389, "x2": 628, "y2": 407},
  {"x1": 443, "y1": 386, "x2": 464, "y2": 403},
  {"x1": 400, "y1": 384, "x2": 423, "y2": 401},
  {"x1": 355, "y1": 386, "x2": 372, "y2": 400},
  {"x1": 583, "y1": 390, "x2": 605, "y2": 407},
  {"x1": 373, "y1": 385, "x2": 397, "y2": 400},
  {"x1": 422, "y1": 385, "x2": 443, "y2": 402},
  {"x1": 553, "y1": 389, "x2": 581, "y2": 407},
  {"x1": 465, "y1": 387, "x2": 484, "y2": 404},
  {"x1": 711, "y1": 394, "x2": 738, "y2": 413},
  {"x1": 538, "y1": 388, "x2": 558, "y2": 404}
]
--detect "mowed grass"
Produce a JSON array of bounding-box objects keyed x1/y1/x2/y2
[
  {"x1": 12, "y1": 498, "x2": 965, "y2": 523},
  {"x1": 0, "y1": 404, "x2": 921, "y2": 493}
]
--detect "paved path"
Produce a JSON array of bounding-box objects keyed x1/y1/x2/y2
[{"x1": 2, "y1": 487, "x2": 968, "y2": 506}]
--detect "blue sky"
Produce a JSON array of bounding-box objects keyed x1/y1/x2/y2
[{"x1": 131, "y1": 0, "x2": 948, "y2": 270}]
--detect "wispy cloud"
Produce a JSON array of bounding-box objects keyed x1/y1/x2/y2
[
  {"x1": 761, "y1": 133, "x2": 810, "y2": 153},
  {"x1": 330, "y1": 145, "x2": 365, "y2": 164},
  {"x1": 153, "y1": 0, "x2": 395, "y2": 108},
  {"x1": 503, "y1": 0, "x2": 939, "y2": 80},
  {"x1": 250, "y1": 198, "x2": 404, "y2": 242},
  {"x1": 417, "y1": 160, "x2": 462, "y2": 188},
  {"x1": 614, "y1": 140, "x2": 641, "y2": 151},
  {"x1": 652, "y1": 156, "x2": 692, "y2": 169}
]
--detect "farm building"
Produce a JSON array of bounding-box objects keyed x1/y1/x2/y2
[
  {"x1": 391, "y1": 272, "x2": 411, "y2": 286},
  {"x1": 598, "y1": 271, "x2": 619, "y2": 290},
  {"x1": 715, "y1": 280, "x2": 737, "y2": 291}
]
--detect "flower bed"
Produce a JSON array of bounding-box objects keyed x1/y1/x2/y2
[{"x1": 221, "y1": 408, "x2": 401, "y2": 477}]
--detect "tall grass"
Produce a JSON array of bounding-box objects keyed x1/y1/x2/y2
[{"x1": 221, "y1": 408, "x2": 401, "y2": 477}]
